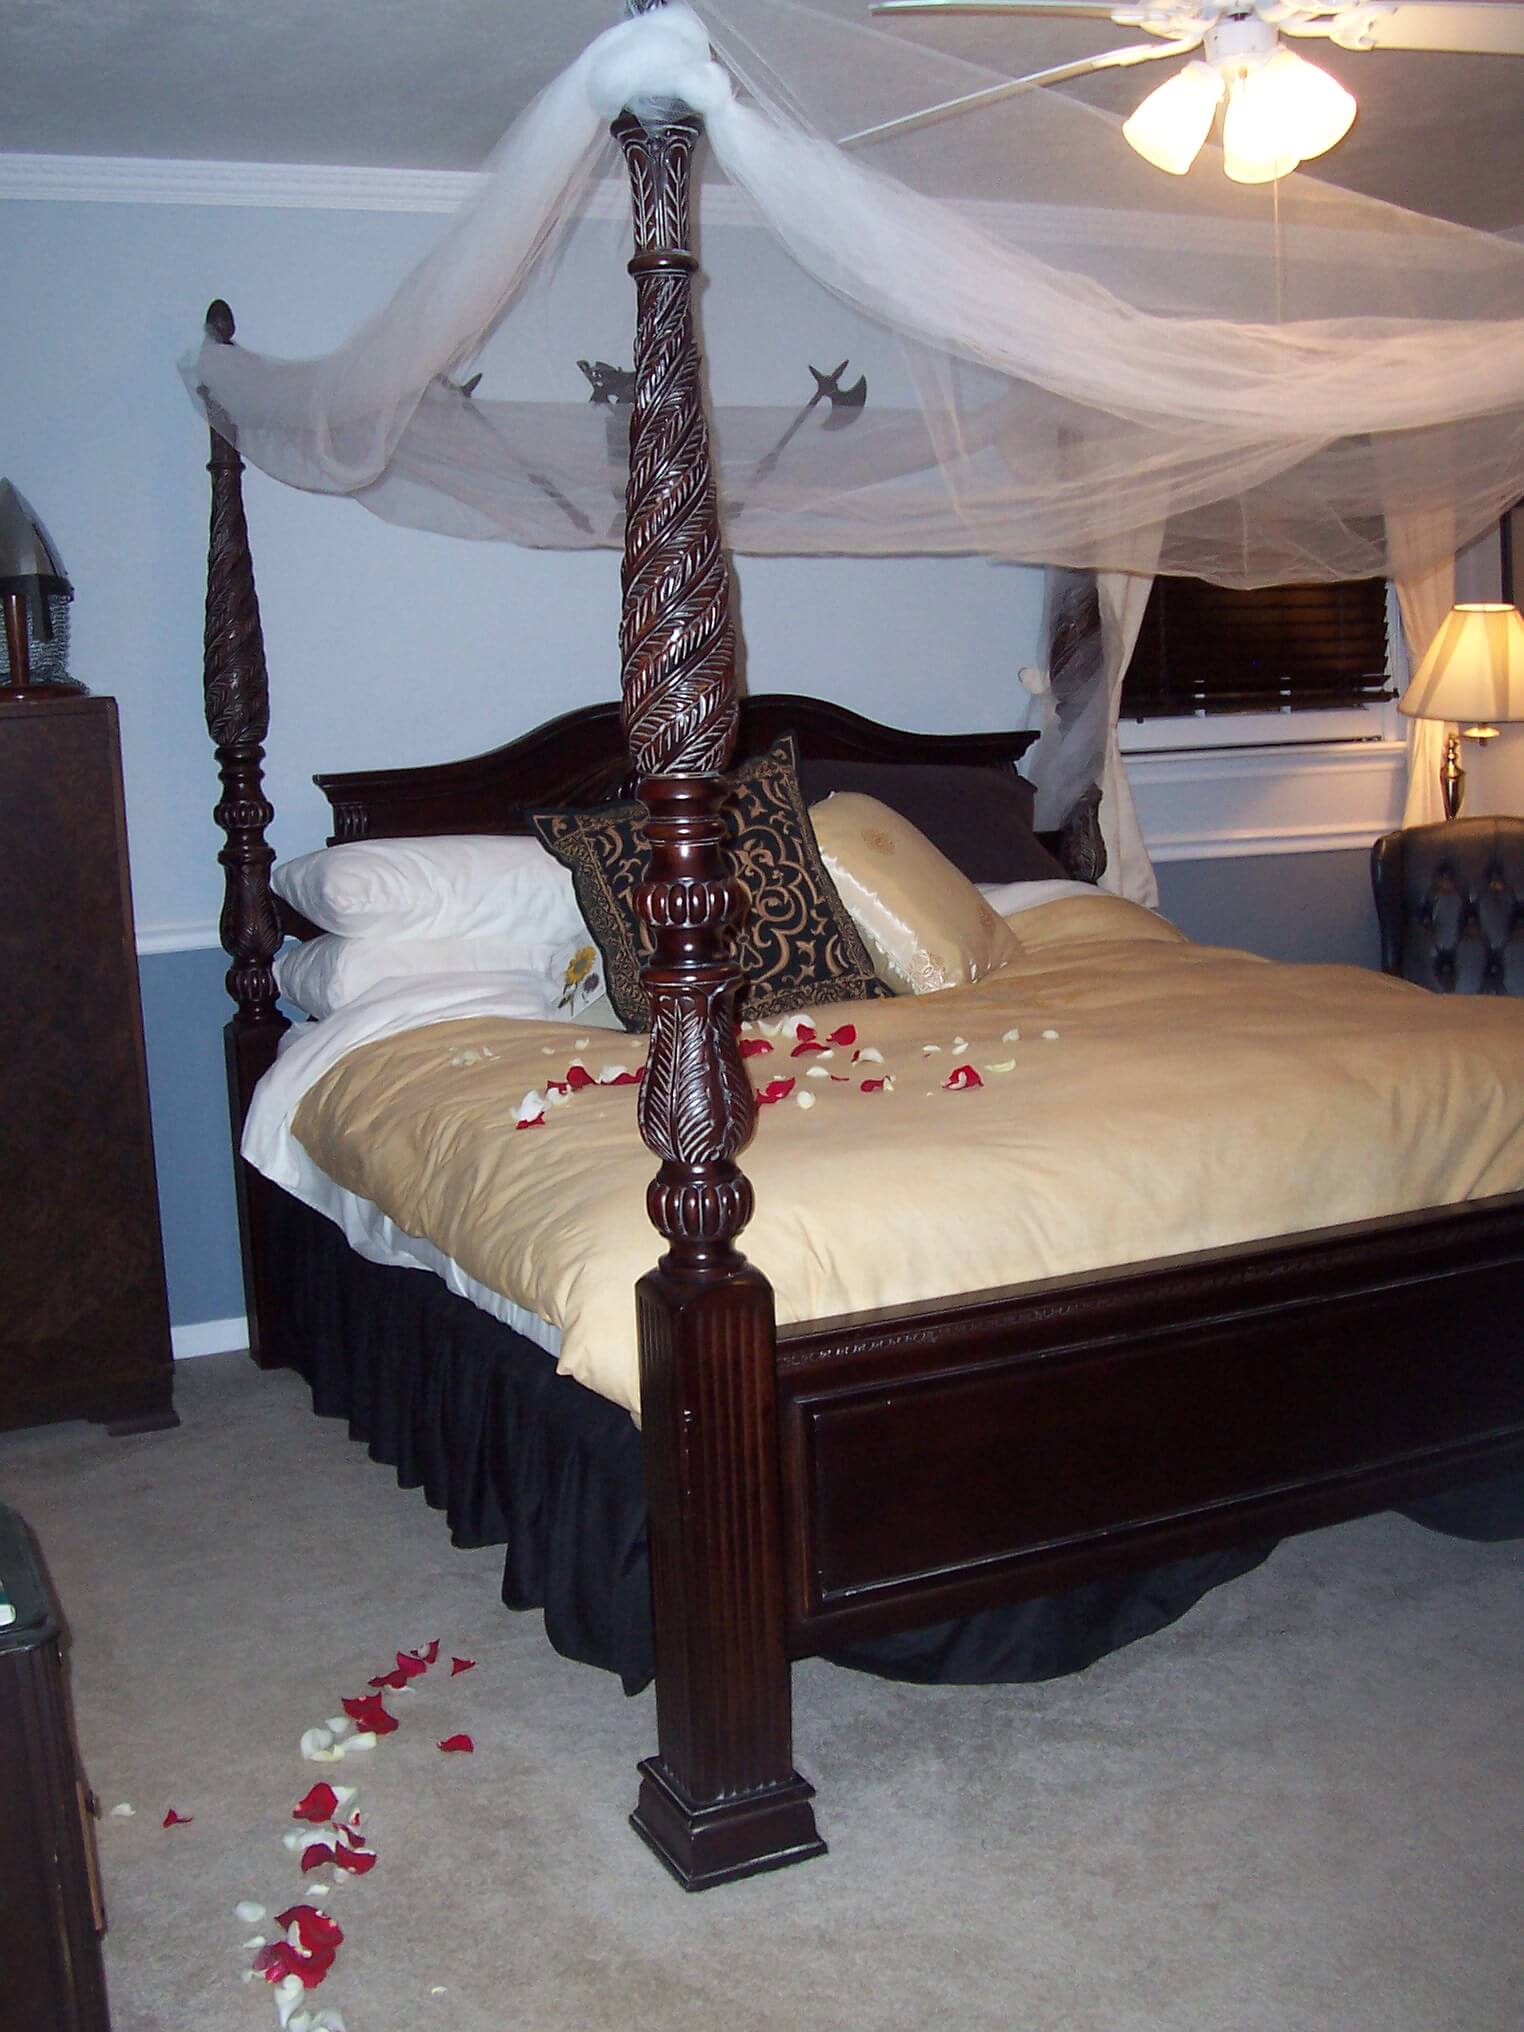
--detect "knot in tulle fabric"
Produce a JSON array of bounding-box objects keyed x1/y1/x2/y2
[{"x1": 585, "y1": 4, "x2": 733, "y2": 123}]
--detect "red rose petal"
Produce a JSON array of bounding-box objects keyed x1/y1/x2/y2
[
  {"x1": 367, "y1": 1666, "x2": 411, "y2": 1689},
  {"x1": 790, "y1": 1038, "x2": 829, "y2": 1057},
  {"x1": 292, "y1": 1784, "x2": 341, "y2": 1824},
  {"x1": 829, "y1": 1074, "x2": 850, "y2": 1082},
  {"x1": 274, "y1": 1905, "x2": 344, "y2": 1954},
  {"x1": 402, "y1": 1639, "x2": 440, "y2": 1666},
  {"x1": 161, "y1": 1809, "x2": 193, "y2": 1828},
  {"x1": 756, "y1": 1076, "x2": 797, "y2": 1106},
  {"x1": 827, "y1": 1024, "x2": 858, "y2": 1047},
  {"x1": 450, "y1": 1656, "x2": 476, "y2": 1676},
  {"x1": 563, "y1": 1064, "x2": 596, "y2": 1090},
  {"x1": 331, "y1": 1845, "x2": 378, "y2": 1876},
  {"x1": 341, "y1": 1692, "x2": 399, "y2": 1735},
  {"x1": 299, "y1": 1841, "x2": 336, "y2": 1872},
  {"x1": 943, "y1": 1064, "x2": 984, "y2": 1091},
  {"x1": 514, "y1": 1113, "x2": 545, "y2": 1130},
  {"x1": 437, "y1": 1733, "x2": 474, "y2": 1753},
  {"x1": 739, "y1": 1038, "x2": 774, "y2": 1058},
  {"x1": 253, "y1": 1940, "x2": 335, "y2": 1988},
  {"x1": 860, "y1": 1077, "x2": 888, "y2": 1093}
]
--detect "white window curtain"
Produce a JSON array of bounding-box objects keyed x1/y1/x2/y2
[
  {"x1": 1389, "y1": 510, "x2": 1458, "y2": 829},
  {"x1": 1020, "y1": 541, "x2": 1160, "y2": 908},
  {"x1": 1096, "y1": 567, "x2": 1160, "y2": 910}
]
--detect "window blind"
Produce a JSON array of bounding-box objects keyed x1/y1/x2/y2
[{"x1": 1121, "y1": 577, "x2": 1391, "y2": 720}]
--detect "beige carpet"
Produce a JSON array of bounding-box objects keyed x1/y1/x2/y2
[{"x1": 2, "y1": 1353, "x2": 1521, "y2": 2032}]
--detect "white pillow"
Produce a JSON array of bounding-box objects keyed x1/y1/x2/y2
[
  {"x1": 275, "y1": 935, "x2": 561, "y2": 1021},
  {"x1": 273, "y1": 835, "x2": 586, "y2": 945}
]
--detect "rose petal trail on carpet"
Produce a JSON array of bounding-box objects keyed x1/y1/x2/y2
[{"x1": 1, "y1": 1353, "x2": 1520, "y2": 2032}]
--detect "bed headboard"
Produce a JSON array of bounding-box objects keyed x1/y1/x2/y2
[{"x1": 311, "y1": 693, "x2": 1039, "y2": 844}]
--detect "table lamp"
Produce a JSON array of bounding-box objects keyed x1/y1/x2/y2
[
  {"x1": 0, "y1": 480, "x2": 81, "y2": 704},
  {"x1": 1397, "y1": 602, "x2": 1524, "y2": 819}
]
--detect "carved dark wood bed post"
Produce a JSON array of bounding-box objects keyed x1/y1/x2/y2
[
  {"x1": 200, "y1": 299, "x2": 289, "y2": 1369},
  {"x1": 612, "y1": 16, "x2": 826, "y2": 1889}
]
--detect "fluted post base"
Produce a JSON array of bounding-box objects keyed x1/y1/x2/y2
[{"x1": 632, "y1": 1259, "x2": 825, "y2": 1889}]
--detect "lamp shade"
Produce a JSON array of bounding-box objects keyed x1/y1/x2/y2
[
  {"x1": 1122, "y1": 61, "x2": 1225, "y2": 177},
  {"x1": 1398, "y1": 603, "x2": 1524, "y2": 729}
]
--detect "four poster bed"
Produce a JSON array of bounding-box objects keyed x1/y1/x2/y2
[{"x1": 199, "y1": 86, "x2": 1524, "y2": 1889}]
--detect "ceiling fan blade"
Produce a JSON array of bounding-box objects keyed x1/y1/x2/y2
[
  {"x1": 871, "y1": 2, "x2": 1130, "y2": 17},
  {"x1": 1285, "y1": 2, "x2": 1524, "y2": 56},
  {"x1": 841, "y1": 36, "x2": 1198, "y2": 146}
]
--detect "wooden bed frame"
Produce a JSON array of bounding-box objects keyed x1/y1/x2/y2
[{"x1": 198, "y1": 72, "x2": 1524, "y2": 1892}]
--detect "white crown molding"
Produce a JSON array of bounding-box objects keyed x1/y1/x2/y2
[
  {"x1": 0, "y1": 152, "x2": 758, "y2": 221},
  {"x1": 0, "y1": 152, "x2": 485, "y2": 212}
]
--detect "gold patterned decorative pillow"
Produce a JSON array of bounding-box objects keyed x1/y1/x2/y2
[
  {"x1": 531, "y1": 737, "x2": 891, "y2": 1030},
  {"x1": 808, "y1": 791, "x2": 1021, "y2": 993}
]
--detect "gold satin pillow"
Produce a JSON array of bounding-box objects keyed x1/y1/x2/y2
[{"x1": 809, "y1": 792, "x2": 1021, "y2": 993}]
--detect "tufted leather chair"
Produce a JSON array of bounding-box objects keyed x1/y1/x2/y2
[{"x1": 1371, "y1": 815, "x2": 1524, "y2": 995}]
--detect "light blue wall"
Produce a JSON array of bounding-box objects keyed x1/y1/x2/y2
[
  {"x1": 138, "y1": 948, "x2": 244, "y2": 1326},
  {"x1": 1156, "y1": 848, "x2": 1381, "y2": 970},
  {"x1": 6, "y1": 180, "x2": 1388, "y2": 1334}
]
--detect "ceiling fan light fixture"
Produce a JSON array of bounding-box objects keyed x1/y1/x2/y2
[
  {"x1": 1254, "y1": 46, "x2": 1358, "y2": 162},
  {"x1": 1222, "y1": 68, "x2": 1300, "y2": 183},
  {"x1": 1121, "y1": 59, "x2": 1226, "y2": 176},
  {"x1": 1220, "y1": 44, "x2": 1357, "y2": 184}
]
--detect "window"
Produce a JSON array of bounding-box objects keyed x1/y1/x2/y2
[{"x1": 1121, "y1": 577, "x2": 1392, "y2": 723}]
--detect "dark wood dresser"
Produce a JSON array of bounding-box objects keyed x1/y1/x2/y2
[
  {"x1": 0, "y1": 694, "x2": 176, "y2": 1432},
  {"x1": 0, "y1": 1504, "x2": 111, "y2": 2031}
]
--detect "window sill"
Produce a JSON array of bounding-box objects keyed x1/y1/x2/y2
[{"x1": 1125, "y1": 737, "x2": 1408, "y2": 862}]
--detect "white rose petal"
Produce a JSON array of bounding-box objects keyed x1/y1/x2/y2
[
  {"x1": 796, "y1": 1090, "x2": 816, "y2": 1110},
  {"x1": 109, "y1": 1803, "x2": 135, "y2": 1818},
  {"x1": 1002, "y1": 1027, "x2": 1021, "y2": 1042},
  {"x1": 275, "y1": 1973, "x2": 307, "y2": 2028},
  {"x1": 242, "y1": 1934, "x2": 266, "y2": 1952},
  {"x1": 921, "y1": 1044, "x2": 941, "y2": 1055},
  {"x1": 952, "y1": 1036, "x2": 968, "y2": 1051},
  {"x1": 575, "y1": 1036, "x2": 590, "y2": 1048},
  {"x1": 986, "y1": 1059, "x2": 1017, "y2": 1073},
  {"x1": 1042, "y1": 1028, "x2": 1060, "y2": 1040},
  {"x1": 234, "y1": 1901, "x2": 266, "y2": 1924},
  {"x1": 854, "y1": 1046, "x2": 884, "y2": 1064},
  {"x1": 805, "y1": 1065, "x2": 830, "y2": 1080}
]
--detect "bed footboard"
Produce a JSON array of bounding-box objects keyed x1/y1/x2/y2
[{"x1": 776, "y1": 1195, "x2": 1524, "y2": 1652}]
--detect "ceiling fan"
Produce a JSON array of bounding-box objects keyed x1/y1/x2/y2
[{"x1": 859, "y1": 2, "x2": 1524, "y2": 182}]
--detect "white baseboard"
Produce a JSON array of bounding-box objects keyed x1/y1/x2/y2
[{"x1": 171, "y1": 1317, "x2": 249, "y2": 1361}]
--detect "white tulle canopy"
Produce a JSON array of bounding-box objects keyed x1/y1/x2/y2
[{"x1": 185, "y1": 0, "x2": 1524, "y2": 589}]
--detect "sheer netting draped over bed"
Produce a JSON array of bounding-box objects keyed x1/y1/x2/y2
[{"x1": 183, "y1": 0, "x2": 1524, "y2": 593}]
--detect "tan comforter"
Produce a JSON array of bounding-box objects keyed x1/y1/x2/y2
[{"x1": 288, "y1": 896, "x2": 1524, "y2": 1417}]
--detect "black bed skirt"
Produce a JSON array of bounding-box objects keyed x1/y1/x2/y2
[{"x1": 268, "y1": 1189, "x2": 1520, "y2": 1693}]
